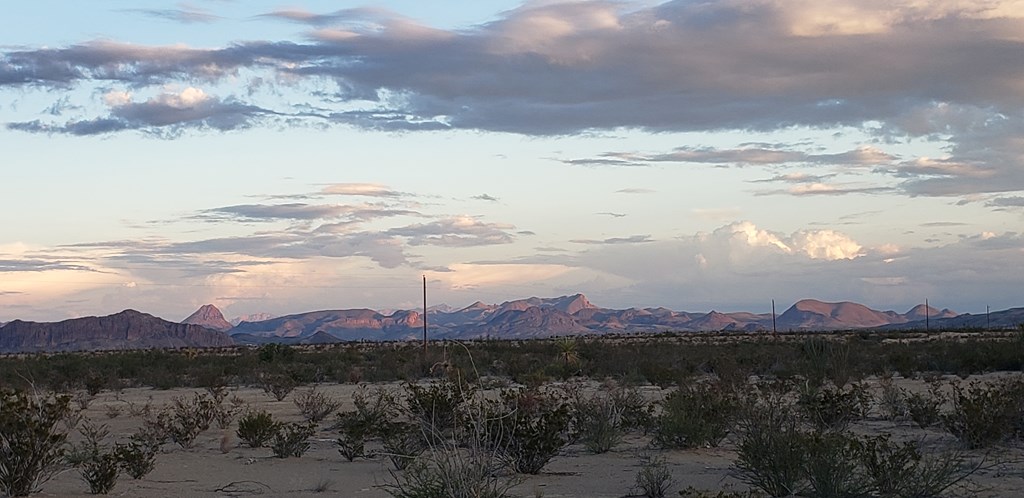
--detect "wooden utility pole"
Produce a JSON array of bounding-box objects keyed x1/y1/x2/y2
[
  {"x1": 772, "y1": 299, "x2": 777, "y2": 334},
  {"x1": 925, "y1": 299, "x2": 929, "y2": 332},
  {"x1": 422, "y1": 275, "x2": 428, "y2": 352},
  {"x1": 987, "y1": 305, "x2": 991, "y2": 330}
]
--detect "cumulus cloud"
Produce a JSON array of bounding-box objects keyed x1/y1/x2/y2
[{"x1": 543, "y1": 221, "x2": 1023, "y2": 312}]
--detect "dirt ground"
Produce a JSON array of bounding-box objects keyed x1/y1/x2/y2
[{"x1": 32, "y1": 375, "x2": 1024, "y2": 497}]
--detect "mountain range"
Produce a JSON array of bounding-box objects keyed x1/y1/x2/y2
[
  {"x1": 3, "y1": 294, "x2": 1020, "y2": 354},
  {"x1": 223, "y1": 294, "x2": 966, "y2": 344},
  {"x1": 0, "y1": 309, "x2": 234, "y2": 353}
]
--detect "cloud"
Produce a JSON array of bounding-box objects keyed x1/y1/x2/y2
[
  {"x1": 320, "y1": 183, "x2": 404, "y2": 197},
  {"x1": 567, "y1": 145, "x2": 898, "y2": 168},
  {"x1": 385, "y1": 216, "x2": 516, "y2": 247},
  {"x1": 125, "y1": 7, "x2": 221, "y2": 24},
  {"x1": 472, "y1": 194, "x2": 499, "y2": 202},
  {"x1": 529, "y1": 220, "x2": 1024, "y2": 312},
  {"x1": 2, "y1": 1, "x2": 1024, "y2": 199},
  {"x1": 756, "y1": 183, "x2": 892, "y2": 197},
  {"x1": 195, "y1": 203, "x2": 418, "y2": 223},
  {"x1": 571, "y1": 235, "x2": 651, "y2": 245},
  {"x1": 8, "y1": 87, "x2": 279, "y2": 136},
  {"x1": 615, "y1": 188, "x2": 655, "y2": 194},
  {"x1": 596, "y1": 212, "x2": 626, "y2": 218},
  {"x1": 0, "y1": 259, "x2": 97, "y2": 272},
  {"x1": 986, "y1": 196, "x2": 1024, "y2": 208}
]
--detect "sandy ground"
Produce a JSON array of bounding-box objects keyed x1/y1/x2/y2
[{"x1": 31, "y1": 376, "x2": 1024, "y2": 497}]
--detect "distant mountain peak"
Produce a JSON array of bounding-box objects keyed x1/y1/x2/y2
[{"x1": 183, "y1": 304, "x2": 233, "y2": 332}]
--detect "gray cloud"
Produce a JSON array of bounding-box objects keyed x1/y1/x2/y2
[
  {"x1": 596, "y1": 212, "x2": 626, "y2": 218},
  {"x1": 615, "y1": 188, "x2": 655, "y2": 194},
  {"x1": 570, "y1": 235, "x2": 651, "y2": 245},
  {"x1": 472, "y1": 194, "x2": 499, "y2": 202},
  {"x1": 0, "y1": 259, "x2": 96, "y2": 272},
  {"x1": 195, "y1": 203, "x2": 417, "y2": 223},
  {"x1": 986, "y1": 196, "x2": 1024, "y2": 208},
  {"x1": 125, "y1": 7, "x2": 221, "y2": 24},
  {"x1": 567, "y1": 145, "x2": 897, "y2": 168},
  {"x1": 385, "y1": 217, "x2": 516, "y2": 247},
  {"x1": 2, "y1": 1, "x2": 1024, "y2": 198},
  {"x1": 7, "y1": 88, "x2": 281, "y2": 136}
]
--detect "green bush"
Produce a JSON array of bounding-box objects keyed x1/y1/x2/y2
[
  {"x1": 733, "y1": 395, "x2": 807, "y2": 497},
  {"x1": 334, "y1": 411, "x2": 372, "y2": 461},
  {"x1": 654, "y1": 382, "x2": 738, "y2": 449},
  {"x1": 480, "y1": 388, "x2": 572, "y2": 474},
  {"x1": 293, "y1": 387, "x2": 342, "y2": 423},
  {"x1": 906, "y1": 390, "x2": 942, "y2": 430},
  {"x1": 405, "y1": 380, "x2": 473, "y2": 433},
  {"x1": 80, "y1": 452, "x2": 119, "y2": 495},
  {"x1": 574, "y1": 393, "x2": 626, "y2": 454},
  {"x1": 114, "y1": 440, "x2": 156, "y2": 480},
  {"x1": 271, "y1": 422, "x2": 316, "y2": 458},
  {"x1": 797, "y1": 382, "x2": 871, "y2": 432},
  {"x1": 236, "y1": 410, "x2": 280, "y2": 448},
  {"x1": 166, "y1": 393, "x2": 217, "y2": 449},
  {"x1": 381, "y1": 422, "x2": 426, "y2": 470},
  {"x1": 0, "y1": 389, "x2": 71, "y2": 497},
  {"x1": 941, "y1": 378, "x2": 1024, "y2": 448},
  {"x1": 633, "y1": 455, "x2": 674, "y2": 498}
]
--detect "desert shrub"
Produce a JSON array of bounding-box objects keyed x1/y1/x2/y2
[
  {"x1": 354, "y1": 385, "x2": 401, "y2": 426},
  {"x1": 941, "y1": 378, "x2": 1024, "y2": 448},
  {"x1": 0, "y1": 389, "x2": 71, "y2": 497},
  {"x1": 573, "y1": 392, "x2": 626, "y2": 454},
  {"x1": 80, "y1": 452, "x2": 119, "y2": 495},
  {"x1": 271, "y1": 421, "x2": 316, "y2": 458},
  {"x1": 381, "y1": 422, "x2": 427, "y2": 470},
  {"x1": 63, "y1": 421, "x2": 124, "y2": 495},
  {"x1": 293, "y1": 386, "x2": 342, "y2": 423},
  {"x1": 335, "y1": 411, "x2": 372, "y2": 461},
  {"x1": 633, "y1": 455, "x2": 674, "y2": 498},
  {"x1": 877, "y1": 376, "x2": 908, "y2": 421},
  {"x1": 733, "y1": 395, "x2": 807, "y2": 497},
  {"x1": 801, "y1": 431, "x2": 870, "y2": 498},
  {"x1": 384, "y1": 394, "x2": 519, "y2": 498},
  {"x1": 654, "y1": 382, "x2": 739, "y2": 449},
  {"x1": 800, "y1": 338, "x2": 853, "y2": 387},
  {"x1": 114, "y1": 440, "x2": 156, "y2": 480},
  {"x1": 479, "y1": 388, "x2": 572, "y2": 474},
  {"x1": 797, "y1": 382, "x2": 871, "y2": 432},
  {"x1": 260, "y1": 373, "x2": 297, "y2": 402},
  {"x1": 65, "y1": 420, "x2": 110, "y2": 468},
  {"x1": 610, "y1": 385, "x2": 655, "y2": 433},
  {"x1": 236, "y1": 410, "x2": 280, "y2": 448},
  {"x1": 166, "y1": 393, "x2": 217, "y2": 448},
  {"x1": 906, "y1": 390, "x2": 942, "y2": 429},
  {"x1": 858, "y1": 435, "x2": 979, "y2": 498},
  {"x1": 385, "y1": 452, "x2": 516, "y2": 498},
  {"x1": 405, "y1": 380, "x2": 474, "y2": 433}
]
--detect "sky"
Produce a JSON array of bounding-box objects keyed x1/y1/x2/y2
[{"x1": 2, "y1": 0, "x2": 1024, "y2": 323}]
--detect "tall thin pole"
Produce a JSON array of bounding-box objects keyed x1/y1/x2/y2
[
  {"x1": 422, "y1": 275, "x2": 428, "y2": 352},
  {"x1": 772, "y1": 299, "x2": 777, "y2": 334},
  {"x1": 925, "y1": 299, "x2": 929, "y2": 332},
  {"x1": 987, "y1": 305, "x2": 990, "y2": 330}
]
